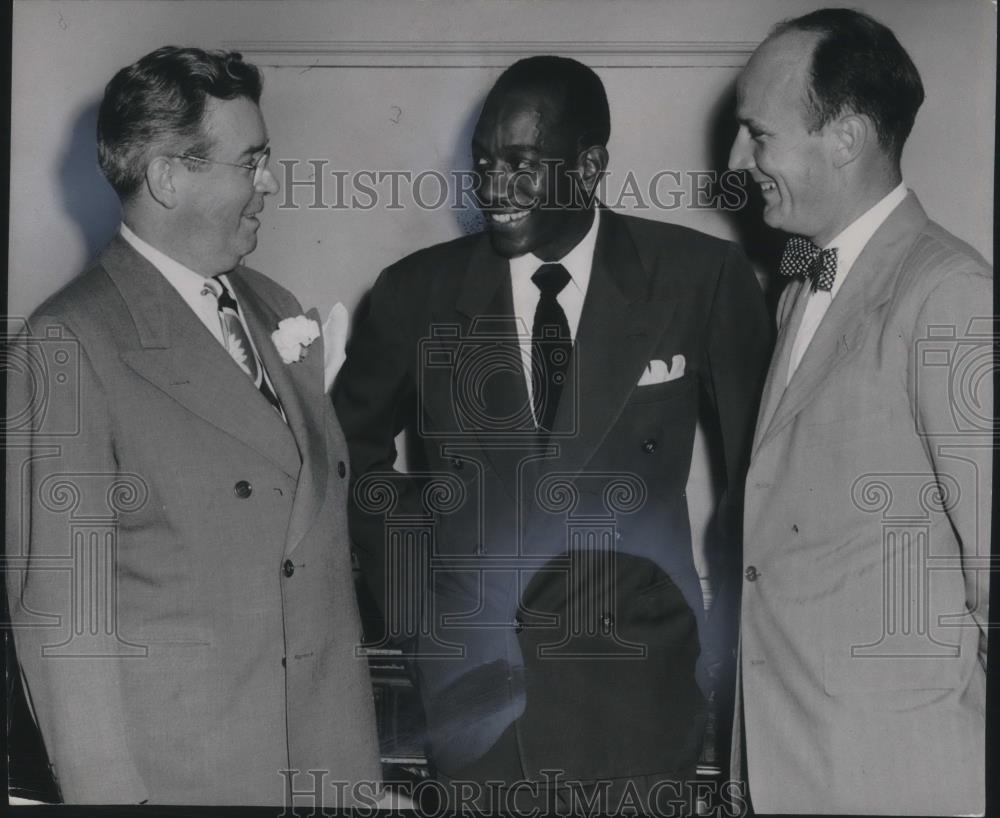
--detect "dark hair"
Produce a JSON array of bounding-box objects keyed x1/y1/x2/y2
[
  {"x1": 488, "y1": 55, "x2": 611, "y2": 153},
  {"x1": 771, "y1": 8, "x2": 924, "y2": 162},
  {"x1": 97, "y1": 46, "x2": 263, "y2": 199}
]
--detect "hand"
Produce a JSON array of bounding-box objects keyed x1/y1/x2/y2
[{"x1": 323, "y1": 302, "x2": 349, "y2": 393}]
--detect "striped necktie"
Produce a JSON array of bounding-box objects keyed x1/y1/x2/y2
[{"x1": 205, "y1": 276, "x2": 284, "y2": 416}]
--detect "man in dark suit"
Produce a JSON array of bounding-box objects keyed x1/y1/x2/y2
[
  {"x1": 335, "y1": 55, "x2": 770, "y2": 812},
  {"x1": 729, "y1": 9, "x2": 991, "y2": 815},
  {"x1": 5, "y1": 47, "x2": 380, "y2": 805}
]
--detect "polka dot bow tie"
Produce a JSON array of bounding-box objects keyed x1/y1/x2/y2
[{"x1": 779, "y1": 236, "x2": 838, "y2": 292}]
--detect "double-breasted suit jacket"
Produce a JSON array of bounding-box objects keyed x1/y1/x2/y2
[
  {"x1": 735, "y1": 193, "x2": 991, "y2": 816},
  {"x1": 5, "y1": 236, "x2": 381, "y2": 805},
  {"x1": 335, "y1": 208, "x2": 771, "y2": 783}
]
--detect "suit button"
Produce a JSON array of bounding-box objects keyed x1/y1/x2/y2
[
  {"x1": 513, "y1": 616, "x2": 523, "y2": 634},
  {"x1": 601, "y1": 612, "x2": 614, "y2": 633},
  {"x1": 337, "y1": 461, "x2": 347, "y2": 479},
  {"x1": 642, "y1": 438, "x2": 657, "y2": 453},
  {"x1": 744, "y1": 566, "x2": 760, "y2": 582},
  {"x1": 791, "y1": 524, "x2": 799, "y2": 533},
  {"x1": 283, "y1": 559, "x2": 295, "y2": 577},
  {"x1": 451, "y1": 457, "x2": 463, "y2": 469},
  {"x1": 281, "y1": 657, "x2": 286, "y2": 667},
  {"x1": 234, "y1": 480, "x2": 253, "y2": 499}
]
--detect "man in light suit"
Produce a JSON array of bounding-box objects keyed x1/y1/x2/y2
[
  {"x1": 335, "y1": 56, "x2": 770, "y2": 811},
  {"x1": 729, "y1": 9, "x2": 992, "y2": 815},
  {"x1": 4, "y1": 47, "x2": 380, "y2": 805}
]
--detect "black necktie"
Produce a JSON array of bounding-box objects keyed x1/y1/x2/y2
[
  {"x1": 779, "y1": 236, "x2": 838, "y2": 292},
  {"x1": 207, "y1": 276, "x2": 284, "y2": 416},
  {"x1": 531, "y1": 263, "x2": 572, "y2": 433}
]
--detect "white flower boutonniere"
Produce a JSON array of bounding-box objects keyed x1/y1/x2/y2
[{"x1": 272, "y1": 315, "x2": 321, "y2": 364}]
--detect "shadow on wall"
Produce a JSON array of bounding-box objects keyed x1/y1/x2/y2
[
  {"x1": 706, "y1": 79, "x2": 787, "y2": 316},
  {"x1": 448, "y1": 90, "x2": 488, "y2": 238},
  {"x1": 59, "y1": 97, "x2": 121, "y2": 266}
]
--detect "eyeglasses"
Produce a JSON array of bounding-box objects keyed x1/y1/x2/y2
[{"x1": 175, "y1": 146, "x2": 271, "y2": 184}]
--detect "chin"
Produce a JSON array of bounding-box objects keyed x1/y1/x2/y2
[
  {"x1": 762, "y1": 207, "x2": 786, "y2": 233},
  {"x1": 487, "y1": 230, "x2": 529, "y2": 259},
  {"x1": 237, "y1": 236, "x2": 258, "y2": 258}
]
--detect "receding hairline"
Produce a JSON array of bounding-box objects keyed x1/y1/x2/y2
[{"x1": 738, "y1": 30, "x2": 826, "y2": 124}]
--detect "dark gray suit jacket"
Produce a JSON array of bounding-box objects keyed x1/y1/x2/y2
[{"x1": 335, "y1": 209, "x2": 770, "y2": 781}]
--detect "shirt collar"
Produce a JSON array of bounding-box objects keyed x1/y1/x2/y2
[
  {"x1": 822, "y1": 183, "x2": 907, "y2": 295},
  {"x1": 120, "y1": 222, "x2": 217, "y2": 291},
  {"x1": 508, "y1": 207, "x2": 601, "y2": 293}
]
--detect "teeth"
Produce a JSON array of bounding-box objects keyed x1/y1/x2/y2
[
  {"x1": 490, "y1": 211, "x2": 530, "y2": 224},
  {"x1": 760, "y1": 182, "x2": 776, "y2": 192}
]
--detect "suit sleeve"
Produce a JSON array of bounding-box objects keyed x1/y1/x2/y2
[
  {"x1": 333, "y1": 269, "x2": 424, "y2": 632},
  {"x1": 699, "y1": 245, "x2": 772, "y2": 671},
  {"x1": 5, "y1": 318, "x2": 149, "y2": 803},
  {"x1": 907, "y1": 269, "x2": 992, "y2": 667}
]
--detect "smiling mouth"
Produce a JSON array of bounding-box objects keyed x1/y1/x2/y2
[
  {"x1": 487, "y1": 210, "x2": 530, "y2": 228},
  {"x1": 759, "y1": 181, "x2": 777, "y2": 193}
]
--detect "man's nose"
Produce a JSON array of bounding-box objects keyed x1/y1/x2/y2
[
  {"x1": 728, "y1": 127, "x2": 754, "y2": 172},
  {"x1": 256, "y1": 165, "x2": 280, "y2": 196},
  {"x1": 475, "y1": 166, "x2": 508, "y2": 205}
]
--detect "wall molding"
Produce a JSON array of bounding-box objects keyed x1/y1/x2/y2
[{"x1": 225, "y1": 39, "x2": 757, "y2": 68}]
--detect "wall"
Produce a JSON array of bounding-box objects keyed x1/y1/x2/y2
[{"x1": 10, "y1": 0, "x2": 995, "y2": 318}]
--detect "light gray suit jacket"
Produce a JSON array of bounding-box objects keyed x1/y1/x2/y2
[
  {"x1": 5, "y1": 236, "x2": 381, "y2": 805},
  {"x1": 733, "y1": 193, "x2": 991, "y2": 815}
]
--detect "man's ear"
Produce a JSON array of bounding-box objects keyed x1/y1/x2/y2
[
  {"x1": 831, "y1": 114, "x2": 869, "y2": 169},
  {"x1": 577, "y1": 145, "x2": 609, "y2": 191},
  {"x1": 145, "y1": 156, "x2": 179, "y2": 208}
]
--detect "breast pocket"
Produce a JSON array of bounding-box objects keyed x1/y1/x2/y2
[{"x1": 628, "y1": 374, "x2": 695, "y2": 405}]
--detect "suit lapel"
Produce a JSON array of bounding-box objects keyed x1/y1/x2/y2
[
  {"x1": 231, "y1": 274, "x2": 329, "y2": 558},
  {"x1": 751, "y1": 278, "x2": 810, "y2": 454},
  {"x1": 535, "y1": 210, "x2": 674, "y2": 487},
  {"x1": 106, "y1": 237, "x2": 300, "y2": 478},
  {"x1": 448, "y1": 215, "x2": 675, "y2": 506},
  {"x1": 755, "y1": 193, "x2": 927, "y2": 452},
  {"x1": 446, "y1": 237, "x2": 535, "y2": 496}
]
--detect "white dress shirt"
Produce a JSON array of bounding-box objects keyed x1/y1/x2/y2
[
  {"x1": 120, "y1": 224, "x2": 275, "y2": 392},
  {"x1": 509, "y1": 207, "x2": 601, "y2": 419},
  {"x1": 787, "y1": 183, "x2": 907, "y2": 384}
]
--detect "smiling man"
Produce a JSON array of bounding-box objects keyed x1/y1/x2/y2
[
  {"x1": 5, "y1": 47, "x2": 380, "y2": 804},
  {"x1": 335, "y1": 56, "x2": 770, "y2": 811},
  {"x1": 729, "y1": 9, "x2": 991, "y2": 815}
]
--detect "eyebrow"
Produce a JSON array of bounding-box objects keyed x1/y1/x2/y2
[
  {"x1": 471, "y1": 141, "x2": 540, "y2": 155},
  {"x1": 238, "y1": 140, "x2": 269, "y2": 159}
]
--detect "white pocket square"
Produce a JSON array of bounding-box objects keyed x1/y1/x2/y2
[
  {"x1": 637, "y1": 354, "x2": 685, "y2": 386},
  {"x1": 323, "y1": 302, "x2": 349, "y2": 393}
]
